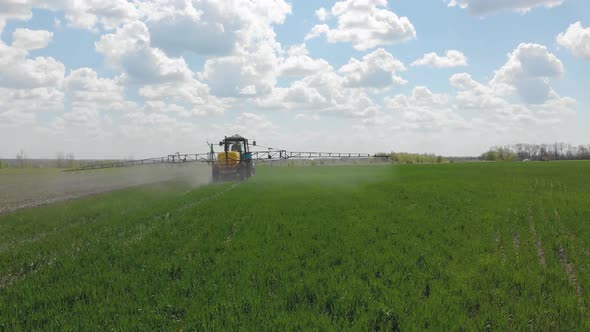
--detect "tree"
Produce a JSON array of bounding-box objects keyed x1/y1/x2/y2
[
  {"x1": 480, "y1": 142, "x2": 590, "y2": 161},
  {"x1": 56, "y1": 152, "x2": 65, "y2": 168},
  {"x1": 66, "y1": 153, "x2": 75, "y2": 168},
  {"x1": 16, "y1": 149, "x2": 26, "y2": 168}
]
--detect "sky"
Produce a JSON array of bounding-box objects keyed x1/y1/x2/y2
[{"x1": 0, "y1": 0, "x2": 589, "y2": 159}]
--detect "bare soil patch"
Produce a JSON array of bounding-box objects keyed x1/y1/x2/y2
[
  {"x1": 559, "y1": 247, "x2": 586, "y2": 311},
  {"x1": 0, "y1": 164, "x2": 210, "y2": 215},
  {"x1": 513, "y1": 233, "x2": 520, "y2": 260},
  {"x1": 527, "y1": 203, "x2": 546, "y2": 268}
]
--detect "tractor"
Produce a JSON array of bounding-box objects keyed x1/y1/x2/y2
[
  {"x1": 211, "y1": 134, "x2": 256, "y2": 182},
  {"x1": 64, "y1": 134, "x2": 380, "y2": 179}
]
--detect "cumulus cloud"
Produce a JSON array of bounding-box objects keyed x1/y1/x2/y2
[
  {"x1": 338, "y1": 48, "x2": 407, "y2": 88},
  {"x1": 65, "y1": 68, "x2": 128, "y2": 112},
  {"x1": 447, "y1": 0, "x2": 565, "y2": 15},
  {"x1": 386, "y1": 86, "x2": 449, "y2": 110},
  {"x1": 450, "y1": 73, "x2": 506, "y2": 110},
  {"x1": 556, "y1": 22, "x2": 590, "y2": 60},
  {"x1": 295, "y1": 113, "x2": 321, "y2": 121},
  {"x1": 0, "y1": 0, "x2": 138, "y2": 33},
  {"x1": 315, "y1": 7, "x2": 329, "y2": 21},
  {"x1": 0, "y1": 0, "x2": 34, "y2": 33},
  {"x1": 411, "y1": 50, "x2": 468, "y2": 68},
  {"x1": 260, "y1": 49, "x2": 406, "y2": 117},
  {"x1": 12, "y1": 28, "x2": 53, "y2": 50},
  {"x1": 227, "y1": 112, "x2": 275, "y2": 136},
  {"x1": 258, "y1": 68, "x2": 379, "y2": 118},
  {"x1": 446, "y1": 44, "x2": 574, "y2": 125},
  {"x1": 0, "y1": 39, "x2": 65, "y2": 89},
  {"x1": 306, "y1": 0, "x2": 416, "y2": 50},
  {"x1": 139, "y1": 78, "x2": 223, "y2": 116},
  {"x1": 148, "y1": 15, "x2": 237, "y2": 57},
  {"x1": 199, "y1": 46, "x2": 278, "y2": 98},
  {"x1": 95, "y1": 21, "x2": 192, "y2": 83},
  {"x1": 382, "y1": 86, "x2": 465, "y2": 131},
  {"x1": 62, "y1": 0, "x2": 139, "y2": 30},
  {"x1": 491, "y1": 43, "x2": 564, "y2": 104},
  {"x1": 0, "y1": 87, "x2": 63, "y2": 116},
  {"x1": 141, "y1": 0, "x2": 291, "y2": 57},
  {"x1": 161, "y1": 0, "x2": 291, "y2": 98},
  {"x1": 0, "y1": 29, "x2": 65, "y2": 89},
  {"x1": 278, "y1": 44, "x2": 332, "y2": 77}
]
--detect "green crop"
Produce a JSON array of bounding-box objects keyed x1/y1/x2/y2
[{"x1": 1, "y1": 162, "x2": 589, "y2": 330}]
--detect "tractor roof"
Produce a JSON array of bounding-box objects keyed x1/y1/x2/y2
[{"x1": 225, "y1": 134, "x2": 247, "y2": 142}]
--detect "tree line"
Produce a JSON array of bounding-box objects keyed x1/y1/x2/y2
[
  {"x1": 481, "y1": 143, "x2": 590, "y2": 161},
  {"x1": 388, "y1": 152, "x2": 447, "y2": 164},
  {"x1": 0, "y1": 150, "x2": 77, "y2": 169}
]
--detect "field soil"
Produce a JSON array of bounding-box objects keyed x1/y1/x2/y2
[{"x1": 0, "y1": 164, "x2": 210, "y2": 214}]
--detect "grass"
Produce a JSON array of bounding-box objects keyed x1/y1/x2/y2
[{"x1": 1, "y1": 162, "x2": 589, "y2": 330}]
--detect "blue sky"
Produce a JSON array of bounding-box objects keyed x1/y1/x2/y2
[{"x1": 0, "y1": 0, "x2": 589, "y2": 158}]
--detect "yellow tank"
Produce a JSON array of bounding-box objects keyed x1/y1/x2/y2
[{"x1": 216, "y1": 151, "x2": 240, "y2": 167}]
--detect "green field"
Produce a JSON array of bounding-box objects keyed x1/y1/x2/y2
[{"x1": 1, "y1": 162, "x2": 589, "y2": 330}]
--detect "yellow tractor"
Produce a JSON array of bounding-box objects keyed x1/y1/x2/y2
[{"x1": 211, "y1": 134, "x2": 255, "y2": 182}]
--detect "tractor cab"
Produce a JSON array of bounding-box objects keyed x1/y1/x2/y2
[
  {"x1": 219, "y1": 134, "x2": 253, "y2": 158},
  {"x1": 212, "y1": 134, "x2": 256, "y2": 181}
]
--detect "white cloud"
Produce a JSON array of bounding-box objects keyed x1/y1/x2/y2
[
  {"x1": 0, "y1": 40, "x2": 65, "y2": 89},
  {"x1": 450, "y1": 73, "x2": 506, "y2": 110},
  {"x1": 57, "y1": 0, "x2": 139, "y2": 31},
  {"x1": 0, "y1": 0, "x2": 138, "y2": 33},
  {"x1": 556, "y1": 22, "x2": 590, "y2": 60},
  {"x1": 258, "y1": 69, "x2": 379, "y2": 118},
  {"x1": 364, "y1": 44, "x2": 575, "y2": 147},
  {"x1": 315, "y1": 7, "x2": 329, "y2": 21},
  {"x1": 144, "y1": 2, "x2": 238, "y2": 57},
  {"x1": 447, "y1": 0, "x2": 565, "y2": 15},
  {"x1": 306, "y1": 0, "x2": 416, "y2": 51},
  {"x1": 491, "y1": 43, "x2": 564, "y2": 104},
  {"x1": 0, "y1": 0, "x2": 33, "y2": 34},
  {"x1": 447, "y1": 44, "x2": 573, "y2": 120},
  {"x1": 161, "y1": 0, "x2": 291, "y2": 98},
  {"x1": 0, "y1": 87, "x2": 63, "y2": 116},
  {"x1": 1, "y1": 56, "x2": 64, "y2": 90},
  {"x1": 200, "y1": 50, "x2": 277, "y2": 98},
  {"x1": 382, "y1": 86, "x2": 465, "y2": 131},
  {"x1": 95, "y1": 18, "x2": 223, "y2": 114},
  {"x1": 295, "y1": 113, "x2": 321, "y2": 121},
  {"x1": 227, "y1": 112, "x2": 275, "y2": 137},
  {"x1": 278, "y1": 44, "x2": 332, "y2": 77},
  {"x1": 386, "y1": 86, "x2": 449, "y2": 110},
  {"x1": 139, "y1": 78, "x2": 223, "y2": 116},
  {"x1": 12, "y1": 28, "x2": 53, "y2": 50},
  {"x1": 95, "y1": 21, "x2": 192, "y2": 83},
  {"x1": 0, "y1": 109, "x2": 36, "y2": 127},
  {"x1": 65, "y1": 68, "x2": 128, "y2": 113},
  {"x1": 305, "y1": 24, "x2": 329, "y2": 41},
  {"x1": 141, "y1": 0, "x2": 291, "y2": 57},
  {"x1": 338, "y1": 48, "x2": 407, "y2": 88},
  {"x1": 411, "y1": 50, "x2": 468, "y2": 68}
]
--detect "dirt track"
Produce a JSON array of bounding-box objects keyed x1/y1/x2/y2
[{"x1": 0, "y1": 164, "x2": 211, "y2": 215}]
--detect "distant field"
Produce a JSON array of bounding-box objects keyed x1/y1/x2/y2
[
  {"x1": 0, "y1": 164, "x2": 210, "y2": 214},
  {"x1": 1, "y1": 162, "x2": 589, "y2": 330}
]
